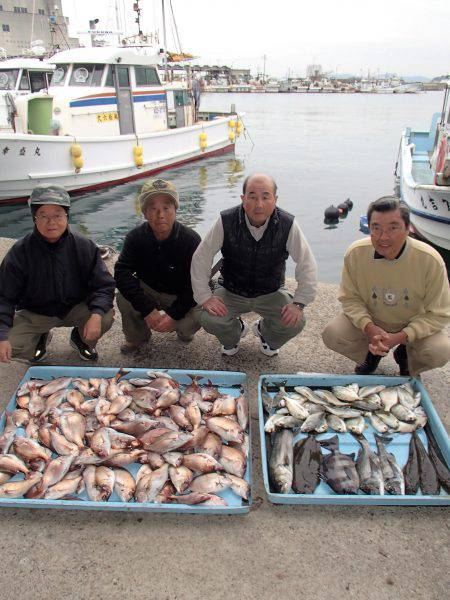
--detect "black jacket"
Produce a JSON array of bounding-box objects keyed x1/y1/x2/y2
[
  {"x1": 114, "y1": 221, "x2": 200, "y2": 320},
  {"x1": 0, "y1": 228, "x2": 115, "y2": 341},
  {"x1": 220, "y1": 205, "x2": 294, "y2": 297}
]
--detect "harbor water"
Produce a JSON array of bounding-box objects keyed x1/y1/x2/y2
[{"x1": 0, "y1": 91, "x2": 443, "y2": 283}]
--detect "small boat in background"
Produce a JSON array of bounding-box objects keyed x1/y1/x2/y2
[{"x1": 395, "y1": 85, "x2": 450, "y2": 251}]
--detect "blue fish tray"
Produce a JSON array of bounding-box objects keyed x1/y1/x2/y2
[
  {"x1": 258, "y1": 372, "x2": 450, "y2": 506},
  {"x1": 0, "y1": 366, "x2": 251, "y2": 514}
]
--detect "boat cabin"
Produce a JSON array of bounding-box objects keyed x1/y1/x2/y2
[
  {"x1": 0, "y1": 58, "x2": 54, "y2": 131},
  {"x1": 14, "y1": 47, "x2": 195, "y2": 137}
]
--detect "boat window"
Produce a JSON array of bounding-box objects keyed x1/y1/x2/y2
[
  {"x1": 174, "y1": 90, "x2": 191, "y2": 107},
  {"x1": 51, "y1": 65, "x2": 68, "y2": 86},
  {"x1": 116, "y1": 67, "x2": 130, "y2": 87},
  {"x1": 30, "y1": 71, "x2": 47, "y2": 92},
  {"x1": 19, "y1": 70, "x2": 30, "y2": 90},
  {"x1": 0, "y1": 69, "x2": 18, "y2": 90},
  {"x1": 135, "y1": 66, "x2": 160, "y2": 86},
  {"x1": 104, "y1": 65, "x2": 114, "y2": 87},
  {"x1": 69, "y1": 64, "x2": 105, "y2": 86}
]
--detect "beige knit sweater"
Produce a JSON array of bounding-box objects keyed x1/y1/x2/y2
[{"x1": 338, "y1": 237, "x2": 450, "y2": 342}]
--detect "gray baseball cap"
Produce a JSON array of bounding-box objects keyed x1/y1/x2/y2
[
  {"x1": 138, "y1": 178, "x2": 179, "y2": 212},
  {"x1": 28, "y1": 184, "x2": 71, "y2": 208}
]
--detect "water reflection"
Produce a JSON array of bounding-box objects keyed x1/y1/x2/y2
[{"x1": 0, "y1": 154, "x2": 246, "y2": 250}]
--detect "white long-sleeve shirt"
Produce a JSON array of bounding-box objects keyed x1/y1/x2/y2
[{"x1": 191, "y1": 212, "x2": 318, "y2": 306}]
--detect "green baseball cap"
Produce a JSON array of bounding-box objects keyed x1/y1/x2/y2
[
  {"x1": 138, "y1": 178, "x2": 179, "y2": 212},
  {"x1": 28, "y1": 184, "x2": 71, "y2": 208}
]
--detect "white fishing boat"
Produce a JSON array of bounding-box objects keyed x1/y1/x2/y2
[
  {"x1": 0, "y1": 57, "x2": 54, "y2": 132},
  {"x1": 0, "y1": 46, "x2": 239, "y2": 204},
  {"x1": 396, "y1": 86, "x2": 450, "y2": 250}
]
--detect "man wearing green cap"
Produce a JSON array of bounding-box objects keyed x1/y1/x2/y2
[
  {"x1": 115, "y1": 178, "x2": 201, "y2": 353},
  {"x1": 0, "y1": 185, "x2": 115, "y2": 363}
]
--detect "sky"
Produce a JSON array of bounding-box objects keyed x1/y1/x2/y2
[{"x1": 61, "y1": 0, "x2": 450, "y2": 78}]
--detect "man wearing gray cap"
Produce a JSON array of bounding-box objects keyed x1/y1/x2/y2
[
  {"x1": 115, "y1": 178, "x2": 201, "y2": 353},
  {"x1": 0, "y1": 185, "x2": 115, "y2": 363}
]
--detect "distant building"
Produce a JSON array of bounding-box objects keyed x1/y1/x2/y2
[
  {"x1": 307, "y1": 64, "x2": 322, "y2": 80},
  {"x1": 0, "y1": 0, "x2": 79, "y2": 57}
]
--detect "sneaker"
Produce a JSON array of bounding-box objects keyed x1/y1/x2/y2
[
  {"x1": 252, "y1": 320, "x2": 279, "y2": 357},
  {"x1": 30, "y1": 331, "x2": 53, "y2": 363},
  {"x1": 70, "y1": 327, "x2": 98, "y2": 361},
  {"x1": 221, "y1": 318, "x2": 248, "y2": 356},
  {"x1": 120, "y1": 340, "x2": 148, "y2": 355},
  {"x1": 354, "y1": 352, "x2": 382, "y2": 375}
]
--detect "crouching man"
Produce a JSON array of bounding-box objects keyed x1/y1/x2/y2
[
  {"x1": 0, "y1": 185, "x2": 115, "y2": 363},
  {"x1": 191, "y1": 172, "x2": 317, "y2": 356},
  {"x1": 115, "y1": 178, "x2": 201, "y2": 354},
  {"x1": 322, "y1": 196, "x2": 450, "y2": 376}
]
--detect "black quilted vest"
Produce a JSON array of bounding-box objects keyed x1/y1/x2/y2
[{"x1": 219, "y1": 205, "x2": 294, "y2": 297}]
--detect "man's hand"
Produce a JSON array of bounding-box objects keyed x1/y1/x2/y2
[
  {"x1": 364, "y1": 322, "x2": 389, "y2": 342},
  {"x1": 144, "y1": 309, "x2": 165, "y2": 331},
  {"x1": 152, "y1": 314, "x2": 176, "y2": 333},
  {"x1": 202, "y1": 296, "x2": 228, "y2": 317},
  {"x1": 366, "y1": 323, "x2": 407, "y2": 356},
  {"x1": 281, "y1": 303, "x2": 303, "y2": 327},
  {"x1": 83, "y1": 314, "x2": 102, "y2": 344},
  {"x1": 0, "y1": 340, "x2": 12, "y2": 363}
]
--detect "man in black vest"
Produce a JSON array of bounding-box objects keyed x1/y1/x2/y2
[{"x1": 191, "y1": 173, "x2": 317, "y2": 356}]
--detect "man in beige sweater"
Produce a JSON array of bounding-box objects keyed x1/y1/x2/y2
[{"x1": 322, "y1": 196, "x2": 450, "y2": 376}]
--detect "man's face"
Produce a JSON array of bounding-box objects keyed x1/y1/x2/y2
[
  {"x1": 369, "y1": 209, "x2": 409, "y2": 259},
  {"x1": 241, "y1": 175, "x2": 277, "y2": 227},
  {"x1": 34, "y1": 204, "x2": 68, "y2": 242},
  {"x1": 143, "y1": 194, "x2": 177, "y2": 239}
]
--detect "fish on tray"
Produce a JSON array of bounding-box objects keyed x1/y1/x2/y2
[
  {"x1": 292, "y1": 435, "x2": 322, "y2": 494},
  {"x1": 0, "y1": 370, "x2": 249, "y2": 506},
  {"x1": 319, "y1": 435, "x2": 360, "y2": 494}
]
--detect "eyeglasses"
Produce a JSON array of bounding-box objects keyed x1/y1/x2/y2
[{"x1": 35, "y1": 214, "x2": 67, "y2": 223}]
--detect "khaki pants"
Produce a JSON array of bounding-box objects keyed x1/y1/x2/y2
[
  {"x1": 196, "y1": 286, "x2": 305, "y2": 350},
  {"x1": 9, "y1": 303, "x2": 114, "y2": 361},
  {"x1": 322, "y1": 312, "x2": 450, "y2": 376},
  {"x1": 116, "y1": 282, "x2": 200, "y2": 344}
]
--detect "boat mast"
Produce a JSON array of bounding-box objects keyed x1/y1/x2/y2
[{"x1": 161, "y1": 0, "x2": 168, "y2": 83}]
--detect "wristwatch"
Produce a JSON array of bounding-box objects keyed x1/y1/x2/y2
[{"x1": 293, "y1": 302, "x2": 305, "y2": 309}]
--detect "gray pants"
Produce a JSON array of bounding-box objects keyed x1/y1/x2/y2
[
  {"x1": 197, "y1": 286, "x2": 305, "y2": 350},
  {"x1": 116, "y1": 282, "x2": 200, "y2": 344},
  {"x1": 322, "y1": 312, "x2": 450, "y2": 376},
  {"x1": 9, "y1": 303, "x2": 114, "y2": 361}
]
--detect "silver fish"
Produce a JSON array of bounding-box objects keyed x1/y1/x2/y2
[
  {"x1": 397, "y1": 387, "x2": 420, "y2": 410},
  {"x1": 369, "y1": 413, "x2": 389, "y2": 433},
  {"x1": 285, "y1": 397, "x2": 309, "y2": 420},
  {"x1": 359, "y1": 385, "x2": 386, "y2": 399},
  {"x1": 391, "y1": 403, "x2": 416, "y2": 423},
  {"x1": 300, "y1": 412, "x2": 325, "y2": 433},
  {"x1": 376, "y1": 411, "x2": 400, "y2": 430},
  {"x1": 332, "y1": 385, "x2": 359, "y2": 402},
  {"x1": 269, "y1": 429, "x2": 293, "y2": 493},
  {"x1": 265, "y1": 413, "x2": 301, "y2": 433},
  {"x1": 346, "y1": 416, "x2": 366, "y2": 435},
  {"x1": 379, "y1": 387, "x2": 398, "y2": 412},
  {"x1": 353, "y1": 434, "x2": 384, "y2": 495},
  {"x1": 325, "y1": 405, "x2": 363, "y2": 419},
  {"x1": 374, "y1": 435, "x2": 405, "y2": 495},
  {"x1": 326, "y1": 414, "x2": 347, "y2": 433},
  {"x1": 293, "y1": 386, "x2": 319, "y2": 402},
  {"x1": 313, "y1": 389, "x2": 349, "y2": 407}
]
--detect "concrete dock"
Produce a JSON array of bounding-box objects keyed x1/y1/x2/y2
[{"x1": 0, "y1": 238, "x2": 448, "y2": 600}]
